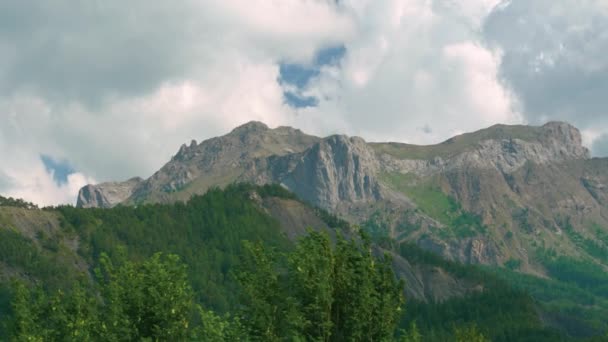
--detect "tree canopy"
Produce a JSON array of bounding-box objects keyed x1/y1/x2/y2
[{"x1": 8, "y1": 231, "x2": 407, "y2": 341}]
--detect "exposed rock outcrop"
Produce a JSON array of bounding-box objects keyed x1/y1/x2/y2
[
  {"x1": 243, "y1": 135, "x2": 382, "y2": 211},
  {"x1": 76, "y1": 177, "x2": 143, "y2": 208},
  {"x1": 376, "y1": 122, "x2": 590, "y2": 177}
]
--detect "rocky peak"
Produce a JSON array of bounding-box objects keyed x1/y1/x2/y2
[
  {"x1": 538, "y1": 121, "x2": 590, "y2": 160},
  {"x1": 77, "y1": 177, "x2": 143, "y2": 208},
  {"x1": 275, "y1": 126, "x2": 303, "y2": 134},
  {"x1": 174, "y1": 139, "x2": 199, "y2": 161},
  {"x1": 229, "y1": 121, "x2": 269, "y2": 135},
  {"x1": 112, "y1": 122, "x2": 321, "y2": 204}
]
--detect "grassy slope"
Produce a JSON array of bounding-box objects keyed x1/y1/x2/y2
[
  {"x1": 380, "y1": 172, "x2": 487, "y2": 239},
  {"x1": 370, "y1": 124, "x2": 543, "y2": 160}
]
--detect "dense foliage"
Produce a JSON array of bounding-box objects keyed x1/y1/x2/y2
[
  {"x1": 9, "y1": 253, "x2": 193, "y2": 341},
  {"x1": 57, "y1": 184, "x2": 293, "y2": 312},
  {"x1": 236, "y1": 231, "x2": 404, "y2": 341},
  {"x1": 0, "y1": 195, "x2": 38, "y2": 209},
  {"x1": 487, "y1": 266, "x2": 608, "y2": 339},
  {"x1": 7, "y1": 232, "x2": 406, "y2": 341},
  {"x1": 0, "y1": 228, "x2": 79, "y2": 291},
  {"x1": 480, "y1": 248, "x2": 608, "y2": 336}
]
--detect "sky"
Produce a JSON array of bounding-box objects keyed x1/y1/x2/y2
[{"x1": 1, "y1": 0, "x2": 607, "y2": 206}]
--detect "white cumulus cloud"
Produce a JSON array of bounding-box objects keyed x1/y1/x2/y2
[{"x1": 1, "y1": 0, "x2": 606, "y2": 205}]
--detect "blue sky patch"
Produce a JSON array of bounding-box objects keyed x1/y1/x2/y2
[
  {"x1": 279, "y1": 44, "x2": 346, "y2": 108},
  {"x1": 279, "y1": 63, "x2": 318, "y2": 89},
  {"x1": 41, "y1": 154, "x2": 75, "y2": 185},
  {"x1": 314, "y1": 45, "x2": 346, "y2": 66},
  {"x1": 283, "y1": 92, "x2": 318, "y2": 108}
]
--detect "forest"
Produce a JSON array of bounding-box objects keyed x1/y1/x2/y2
[{"x1": 0, "y1": 185, "x2": 607, "y2": 341}]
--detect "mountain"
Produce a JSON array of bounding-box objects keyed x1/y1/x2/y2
[
  {"x1": 2, "y1": 120, "x2": 607, "y2": 339},
  {"x1": 77, "y1": 122, "x2": 607, "y2": 273}
]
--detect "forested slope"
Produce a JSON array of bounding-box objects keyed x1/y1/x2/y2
[{"x1": 0, "y1": 187, "x2": 606, "y2": 340}]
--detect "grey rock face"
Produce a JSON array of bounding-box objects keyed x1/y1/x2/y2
[
  {"x1": 377, "y1": 121, "x2": 590, "y2": 177},
  {"x1": 259, "y1": 135, "x2": 382, "y2": 210},
  {"x1": 76, "y1": 177, "x2": 143, "y2": 208},
  {"x1": 540, "y1": 121, "x2": 590, "y2": 160}
]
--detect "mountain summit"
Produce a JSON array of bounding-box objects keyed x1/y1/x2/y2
[{"x1": 77, "y1": 121, "x2": 607, "y2": 275}]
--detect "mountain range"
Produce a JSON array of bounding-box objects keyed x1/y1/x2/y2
[{"x1": 77, "y1": 121, "x2": 608, "y2": 277}]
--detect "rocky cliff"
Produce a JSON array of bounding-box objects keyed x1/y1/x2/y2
[
  {"x1": 241, "y1": 134, "x2": 382, "y2": 211},
  {"x1": 76, "y1": 177, "x2": 143, "y2": 208}
]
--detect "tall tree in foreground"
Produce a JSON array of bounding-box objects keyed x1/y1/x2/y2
[
  {"x1": 10, "y1": 253, "x2": 196, "y2": 341},
  {"x1": 454, "y1": 324, "x2": 490, "y2": 342},
  {"x1": 9, "y1": 231, "x2": 406, "y2": 341},
  {"x1": 95, "y1": 253, "x2": 194, "y2": 341},
  {"x1": 238, "y1": 231, "x2": 405, "y2": 341}
]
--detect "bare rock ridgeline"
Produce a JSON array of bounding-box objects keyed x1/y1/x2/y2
[{"x1": 77, "y1": 121, "x2": 589, "y2": 210}]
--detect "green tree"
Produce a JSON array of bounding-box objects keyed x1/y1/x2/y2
[
  {"x1": 288, "y1": 231, "x2": 335, "y2": 341},
  {"x1": 96, "y1": 252, "x2": 194, "y2": 341},
  {"x1": 331, "y1": 232, "x2": 404, "y2": 341},
  {"x1": 454, "y1": 324, "x2": 490, "y2": 342},
  {"x1": 10, "y1": 281, "x2": 98, "y2": 342},
  {"x1": 191, "y1": 307, "x2": 247, "y2": 341},
  {"x1": 238, "y1": 231, "x2": 404, "y2": 341},
  {"x1": 10, "y1": 253, "x2": 197, "y2": 341},
  {"x1": 10, "y1": 282, "x2": 45, "y2": 341},
  {"x1": 400, "y1": 322, "x2": 422, "y2": 342},
  {"x1": 236, "y1": 242, "x2": 304, "y2": 341}
]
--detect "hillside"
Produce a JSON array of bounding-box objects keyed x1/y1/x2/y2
[
  {"x1": 2, "y1": 185, "x2": 479, "y2": 306},
  {"x1": 3, "y1": 186, "x2": 597, "y2": 340}
]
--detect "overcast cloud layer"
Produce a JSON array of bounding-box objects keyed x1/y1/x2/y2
[{"x1": 1, "y1": 0, "x2": 607, "y2": 205}]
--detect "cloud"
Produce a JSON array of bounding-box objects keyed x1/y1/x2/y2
[
  {"x1": 2, "y1": 167, "x2": 93, "y2": 207},
  {"x1": 280, "y1": 45, "x2": 346, "y2": 108},
  {"x1": 592, "y1": 134, "x2": 608, "y2": 157},
  {"x1": 290, "y1": 0, "x2": 522, "y2": 143},
  {"x1": 483, "y1": 0, "x2": 608, "y2": 153},
  {"x1": 0, "y1": 1, "x2": 193, "y2": 105},
  {"x1": 0, "y1": 0, "x2": 353, "y2": 106},
  {"x1": 1, "y1": 0, "x2": 607, "y2": 205},
  {"x1": 0, "y1": 0, "x2": 353, "y2": 205},
  {"x1": 1, "y1": 61, "x2": 291, "y2": 181},
  {"x1": 0, "y1": 141, "x2": 94, "y2": 206}
]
